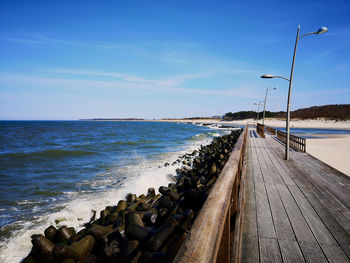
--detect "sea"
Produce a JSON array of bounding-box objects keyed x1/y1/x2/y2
[
  {"x1": 0, "y1": 120, "x2": 237, "y2": 262},
  {"x1": 275, "y1": 127, "x2": 350, "y2": 138},
  {"x1": 1, "y1": 121, "x2": 349, "y2": 262}
]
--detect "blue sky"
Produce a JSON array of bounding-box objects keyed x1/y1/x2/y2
[{"x1": 1, "y1": 0, "x2": 349, "y2": 120}]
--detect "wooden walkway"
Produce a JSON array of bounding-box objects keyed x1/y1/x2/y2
[{"x1": 240, "y1": 128, "x2": 350, "y2": 263}]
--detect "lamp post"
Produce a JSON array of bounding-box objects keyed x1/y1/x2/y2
[
  {"x1": 262, "y1": 87, "x2": 277, "y2": 125},
  {"x1": 261, "y1": 25, "x2": 328, "y2": 160}
]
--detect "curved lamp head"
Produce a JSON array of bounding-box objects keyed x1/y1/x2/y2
[
  {"x1": 315, "y1": 26, "x2": 328, "y2": 34},
  {"x1": 261, "y1": 74, "x2": 274, "y2": 78}
]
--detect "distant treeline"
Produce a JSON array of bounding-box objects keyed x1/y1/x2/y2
[
  {"x1": 223, "y1": 104, "x2": 350, "y2": 121},
  {"x1": 291, "y1": 104, "x2": 350, "y2": 120},
  {"x1": 223, "y1": 111, "x2": 284, "y2": 120},
  {"x1": 80, "y1": 118, "x2": 145, "y2": 121}
]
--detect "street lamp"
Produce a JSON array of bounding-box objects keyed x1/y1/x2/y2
[
  {"x1": 261, "y1": 25, "x2": 327, "y2": 160},
  {"x1": 262, "y1": 87, "x2": 277, "y2": 125}
]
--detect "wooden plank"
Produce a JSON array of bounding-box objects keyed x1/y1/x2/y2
[
  {"x1": 287, "y1": 184, "x2": 338, "y2": 245},
  {"x1": 285, "y1": 184, "x2": 350, "y2": 260},
  {"x1": 296, "y1": 179, "x2": 350, "y2": 233},
  {"x1": 259, "y1": 237, "x2": 283, "y2": 263},
  {"x1": 253, "y1": 137, "x2": 276, "y2": 186},
  {"x1": 265, "y1": 136, "x2": 350, "y2": 261},
  {"x1": 266, "y1": 136, "x2": 350, "y2": 225},
  {"x1": 241, "y1": 236, "x2": 259, "y2": 263},
  {"x1": 250, "y1": 138, "x2": 264, "y2": 185},
  {"x1": 279, "y1": 240, "x2": 305, "y2": 263},
  {"x1": 216, "y1": 211, "x2": 230, "y2": 263},
  {"x1": 283, "y1": 155, "x2": 350, "y2": 227},
  {"x1": 288, "y1": 184, "x2": 350, "y2": 258},
  {"x1": 293, "y1": 153, "x2": 350, "y2": 210},
  {"x1": 296, "y1": 157, "x2": 350, "y2": 222},
  {"x1": 255, "y1": 137, "x2": 285, "y2": 185},
  {"x1": 256, "y1": 157, "x2": 275, "y2": 186},
  {"x1": 242, "y1": 145, "x2": 258, "y2": 238},
  {"x1": 262, "y1": 141, "x2": 295, "y2": 186},
  {"x1": 255, "y1": 183, "x2": 276, "y2": 239},
  {"x1": 232, "y1": 139, "x2": 250, "y2": 263},
  {"x1": 241, "y1": 130, "x2": 350, "y2": 263},
  {"x1": 240, "y1": 135, "x2": 260, "y2": 263},
  {"x1": 266, "y1": 135, "x2": 350, "y2": 224},
  {"x1": 293, "y1": 151, "x2": 350, "y2": 194},
  {"x1": 265, "y1": 136, "x2": 350, "y2": 260},
  {"x1": 275, "y1": 184, "x2": 316, "y2": 243},
  {"x1": 268, "y1": 135, "x2": 350, "y2": 209},
  {"x1": 320, "y1": 243, "x2": 350, "y2": 263},
  {"x1": 299, "y1": 242, "x2": 328, "y2": 263},
  {"x1": 265, "y1": 184, "x2": 296, "y2": 241},
  {"x1": 267, "y1": 137, "x2": 350, "y2": 225}
]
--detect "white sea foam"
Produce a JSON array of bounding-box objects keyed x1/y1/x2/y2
[
  {"x1": 0, "y1": 132, "x2": 215, "y2": 263},
  {"x1": 16, "y1": 200, "x2": 36, "y2": 205}
]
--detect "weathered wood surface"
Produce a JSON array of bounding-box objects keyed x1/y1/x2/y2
[
  {"x1": 256, "y1": 123, "x2": 265, "y2": 138},
  {"x1": 238, "y1": 128, "x2": 350, "y2": 263},
  {"x1": 276, "y1": 129, "x2": 306, "y2": 152},
  {"x1": 174, "y1": 126, "x2": 248, "y2": 263},
  {"x1": 266, "y1": 126, "x2": 277, "y2": 136}
]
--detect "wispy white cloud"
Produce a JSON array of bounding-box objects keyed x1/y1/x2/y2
[
  {"x1": 0, "y1": 72, "x2": 260, "y2": 99},
  {"x1": 43, "y1": 67, "x2": 209, "y2": 87},
  {"x1": 0, "y1": 73, "x2": 139, "y2": 92},
  {"x1": 38, "y1": 35, "x2": 74, "y2": 44},
  {"x1": 1, "y1": 33, "x2": 152, "y2": 57},
  {"x1": 160, "y1": 50, "x2": 263, "y2": 77},
  {"x1": 2, "y1": 32, "x2": 146, "y2": 50},
  {"x1": 1, "y1": 32, "x2": 267, "y2": 78},
  {"x1": 2, "y1": 38, "x2": 43, "y2": 44},
  {"x1": 1, "y1": 34, "x2": 73, "y2": 45},
  {"x1": 95, "y1": 42, "x2": 148, "y2": 56},
  {"x1": 0, "y1": 93, "x2": 49, "y2": 100}
]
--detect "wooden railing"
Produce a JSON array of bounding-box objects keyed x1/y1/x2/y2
[
  {"x1": 174, "y1": 124, "x2": 249, "y2": 263},
  {"x1": 277, "y1": 130, "x2": 306, "y2": 152},
  {"x1": 256, "y1": 123, "x2": 265, "y2": 138},
  {"x1": 266, "y1": 126, "x2": 277, "y2": 136}
]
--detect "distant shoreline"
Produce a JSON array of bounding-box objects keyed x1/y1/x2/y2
[
  {"x1": 152, "y1": 118, "x2": 350, "y2": 130},
  {"x1": 79, "y1": 118, "x2": 145, "y2": 121},
  {"x1": 78, "y1": 118, "x2": 350, "y2": 130}
]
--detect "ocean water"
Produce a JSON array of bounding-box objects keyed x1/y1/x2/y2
[
  {"x1": 275, "y1": 127, "x2": 350, "y2": 138},
  {"x1": 0, "y1": 120, "x2": 237, "y2": 262}
]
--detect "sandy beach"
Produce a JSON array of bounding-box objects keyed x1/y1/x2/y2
[
  {"x1": 159, "y1": 118, "x2": 350, "y2": 176},
  {"x1": 306, "y1": 135, "x2": 350, "y2": 176}
]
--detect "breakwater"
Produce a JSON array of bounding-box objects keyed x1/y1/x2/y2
[{"x1": 23, "y1": 129, "x2": 242, "y2": 263}]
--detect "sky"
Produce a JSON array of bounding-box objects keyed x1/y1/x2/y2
[{"x1": 0, "y1": 0, "x2": 350, "y2": 120}]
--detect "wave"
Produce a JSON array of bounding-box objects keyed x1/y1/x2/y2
[
  {"x1": 0, "y1": 149, "x2": 96, "y2": 161},
  {"x1": 107, "y1": 139, "x2": 159, "y2": 146},
  {"x1": 190, "y1": 130, "x2": 228, "y2": 140},
  {"x1": 0, "y1": 122, "x2": 226, "y2": 262},
  {"x1": 0, "y1": 129, "x2": 216, "y2": 263},
  {"x1": 190, "y1": 133, "x2": 207, "y2": 140}
]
